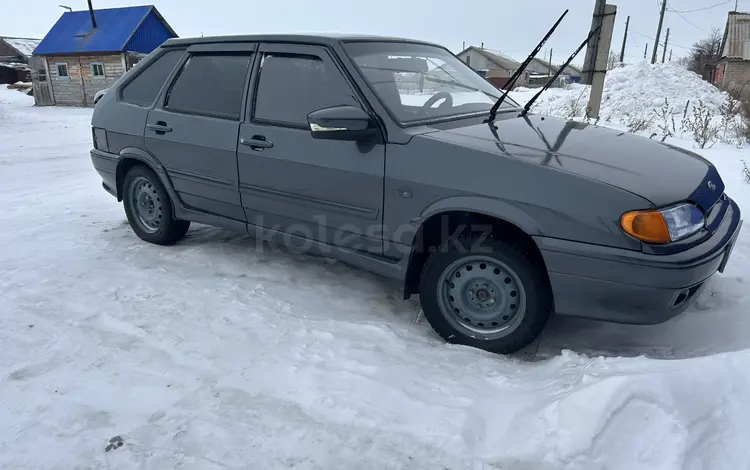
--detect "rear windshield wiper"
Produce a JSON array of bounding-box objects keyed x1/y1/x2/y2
[
  {"x1": 486, "y1": 9, "x2": 568, "y2": 123},
  {"x1": 521, "y1": 25, "x2": 602, "y2": 117}
]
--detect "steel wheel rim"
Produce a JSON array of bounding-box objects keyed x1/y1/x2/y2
[
  {"x1": 437, "y1": 255, "x2": 527, "y2": 338},
  {"x1": 129, "y1": 176, "x2": 163, "y2": 233}
]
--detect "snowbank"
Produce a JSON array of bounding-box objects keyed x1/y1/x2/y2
[{"x1": 511, "y1": 61, "x2": 735, "y2": 131}]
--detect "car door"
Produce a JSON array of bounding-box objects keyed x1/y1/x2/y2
[
  {"x1": 238, "y1": 43, "x2": 385, "y2": 255},
  {"x1": 144, "y1": 43, "x2": 256, "y2": 221}
]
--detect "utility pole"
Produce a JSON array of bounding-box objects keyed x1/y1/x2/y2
[
  {"x1": 582, "y1": 0, "x2": 607, "y2": 84},
  {"x1": 619, "y1": 15, "x2": 630, "y2": 63},
  {"x1": 644, "y1": 43, "x2": 648, "y2": 59},
  {"x1": 652, "y1": 0, "x2": 667, "y2": 64},
  {"x1": 587, "y1": 3, "x2": 617, "y2": 119},
  {"x1": 548, "y1": 48, "x2": 553, "y2": 77},
  {"x1": 662, "y1": 28, "x2": 670, "y2": 63},
  {"x1": 669, "y1": 49, "x2": 673, "y2": 61}
]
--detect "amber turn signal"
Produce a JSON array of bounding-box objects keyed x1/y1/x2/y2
[{"x1": 620, "y1": 210, "x2": 671, "y2": 244}]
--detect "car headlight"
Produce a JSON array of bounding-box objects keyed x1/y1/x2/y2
[{"x1": 620, "y1": 203, "x2": 705, "y2": 244}]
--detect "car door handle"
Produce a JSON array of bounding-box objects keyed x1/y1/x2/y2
[
  {"x1": 240, "y1": 136, "x2": 274, "y2": 151},
  {"x1": 146, "y1": 123, "x2": 172, "y2": 134}
]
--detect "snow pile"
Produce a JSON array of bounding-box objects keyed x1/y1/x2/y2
[
  {"x1": 1, "y1": 88, "x2": 750, "y2": 469},
  {"x1": 511, "y1": 61, "x2": 734, "y2": 128}
]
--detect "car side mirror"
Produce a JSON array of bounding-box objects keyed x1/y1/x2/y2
[{"x1": 307, "y1": 105, "x2": 377, "y2": 141}]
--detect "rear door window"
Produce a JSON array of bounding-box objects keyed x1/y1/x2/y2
[
  {"x1": 253, "y1": 51, "x2": 357, "y2": 127},
  {"x1": 121, "y1": 49, "x2": 184, "y2": 106},
  {"x1": 165, "y1": 53, "x2": 253, "y2": 120}
]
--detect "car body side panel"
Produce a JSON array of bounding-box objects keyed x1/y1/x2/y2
[
  {"x1": 91, "y1": 47, "x2": 187, "y2": 148},
  {"x1": 141, "y1": 44, "x2": 256, "y2": 222},
  {"x1": 238, "y1": 144, "x2": 385, "y2": 254},
  {"x1": 237, "y1": 42, "x2": 386, "y2": 255},
  {"x1": 144, "y1": 109, "x2": 245, "y2": 221},
  {"x1": 384, "y1": 130, "x2": 648, "y2": 251},
  {"x1": 418, "y1": 196, "x2": 544, "y2": 235},
  {"x1": 118, "y1": 146, "x2": 168, "y2": 175},
  {"x1": 106, "y1": 131, "x2": 145, "y2": 155},
  {"x1": 91, "y1": 101, "x2": 150, "y2": 155}
]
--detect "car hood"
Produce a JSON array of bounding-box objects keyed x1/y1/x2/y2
[{"x1": 429, "y1": 114, "x2": 724, "y2": 210}]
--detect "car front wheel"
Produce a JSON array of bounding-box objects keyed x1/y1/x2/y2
[
  {"x1": 122, "y1": 165, "x2": 190, "y2": 245},
  {"x1": 418, "y1": 238, "x2": 552, "y2": 354}
]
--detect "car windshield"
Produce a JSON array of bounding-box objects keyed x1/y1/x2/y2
[{"x1": 343, "y1": 41, "x2": 519, "y2": 125}]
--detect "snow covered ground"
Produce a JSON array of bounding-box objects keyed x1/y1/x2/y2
[{"x1": 1, "y1": 76, "x2": 750, "y2": 470}]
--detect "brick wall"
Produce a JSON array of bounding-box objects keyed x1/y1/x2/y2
[
  {"x1": 47, "y1": 54, "x2": 125, "y2": 107},
  {"x1": 720, "y1": 59, "x2": 750, "y2": 87}
]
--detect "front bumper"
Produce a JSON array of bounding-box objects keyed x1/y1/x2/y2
[{"x1": 535, "y1": 197, "x2": 743, "y2": 325}]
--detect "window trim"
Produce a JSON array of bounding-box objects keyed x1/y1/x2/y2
[
  {"x1": 90, "y1": 61, "x2": 105, "y2": 79},
  {"x1": 249, "y1": 45, "x2": 363, "y2": 130},
  {"x1": 118, "y1": 48, "x2": 187, "y2": 107},
  {"x1": 162, "y1": 51, "x2": 254, "y2": 121},
  {"x1": 55, "y1": 62, "x2": 69, "y2": 80}
]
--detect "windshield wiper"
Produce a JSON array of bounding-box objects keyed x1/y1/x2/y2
[
  {"x1": 521, "y1": 25, "x2": 602, "y2": 117},
  {"x1": 485, "y1": 9, "x2": 568, "y2": 123}
]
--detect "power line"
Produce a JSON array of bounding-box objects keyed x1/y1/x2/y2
[
  {"x1": 669, "y1": 8, "x2": 710, "y2": 33},
  {"x1": 668, "y1": 0, "x2": 731, "y2": 13},
  {"x1": 631, "y1": 29, "x2": 692, "y2": 50},
  {"x1": 666, "y1": 2, "x2": 710, "y2": 33},
  {"x1": 632, "y1": 30, "x2": 663, "y2": 45}
]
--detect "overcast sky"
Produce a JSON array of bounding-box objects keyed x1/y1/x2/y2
[{"x1": 2, "y1": 0, "x2": 742, "y2": 65}]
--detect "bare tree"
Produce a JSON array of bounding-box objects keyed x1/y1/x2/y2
[
  {"x1": 675, "y1": 56, "x2": 690, "y2": 68},
  {"x1": 688, "y1": 28, "x2": 723, "y2": 78}
]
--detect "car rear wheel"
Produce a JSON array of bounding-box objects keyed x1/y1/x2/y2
[
  {"x1": 418, "y1": 238, "x2": 552, "y2": 354},
  {"x1": 122, "y1": 165, "x2": 190, "y2": 245}
]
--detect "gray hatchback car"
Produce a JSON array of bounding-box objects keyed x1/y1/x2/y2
[{"x1": 90, "y1": 34, "x2": 743, "y2": 354}]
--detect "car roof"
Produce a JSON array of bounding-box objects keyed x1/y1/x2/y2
[{"x1": 163, "y1": 33, "x2": 444, "y2": 49}]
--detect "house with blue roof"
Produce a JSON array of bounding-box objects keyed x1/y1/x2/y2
[{"x1": 30, "y1": 4, "x2": 177, "y2": 107}]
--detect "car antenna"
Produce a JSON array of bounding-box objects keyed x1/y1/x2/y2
[
  {"x1": 485, "y1": 9, "x2": 569, "y2": 123},
  {"x1": 520, "y1": 25, "x2": 602, "y2": 117}
]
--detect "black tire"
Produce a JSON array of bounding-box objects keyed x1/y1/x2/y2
[
  {"x1": 122, "y1": 165, "x2": 190, "y2": 245},
  {"x1": 418, "y1": 237, "x2": 552, "y2": 354}
]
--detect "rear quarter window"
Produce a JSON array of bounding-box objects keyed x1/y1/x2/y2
[{"x1": 121, "y1": 50, "x2": 184, "y2": 106}]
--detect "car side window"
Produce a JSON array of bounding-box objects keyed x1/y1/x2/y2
[
  {"x1": 253, "y1": 51, "x2": 357, "y2": 127},
  {"x1": 164, "y1": 53, "x2": 253, "y2": 120},
  {"x1": 121, "y1": 50, "x2": 184, "y2": 106}
]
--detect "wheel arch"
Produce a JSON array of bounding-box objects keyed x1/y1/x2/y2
[
  {"x1": 115, "y1": 147, "x2": 173, "y2": 203},
  {"x1": 402, "y1": 197, "x2": 548, "y2": 300}
]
